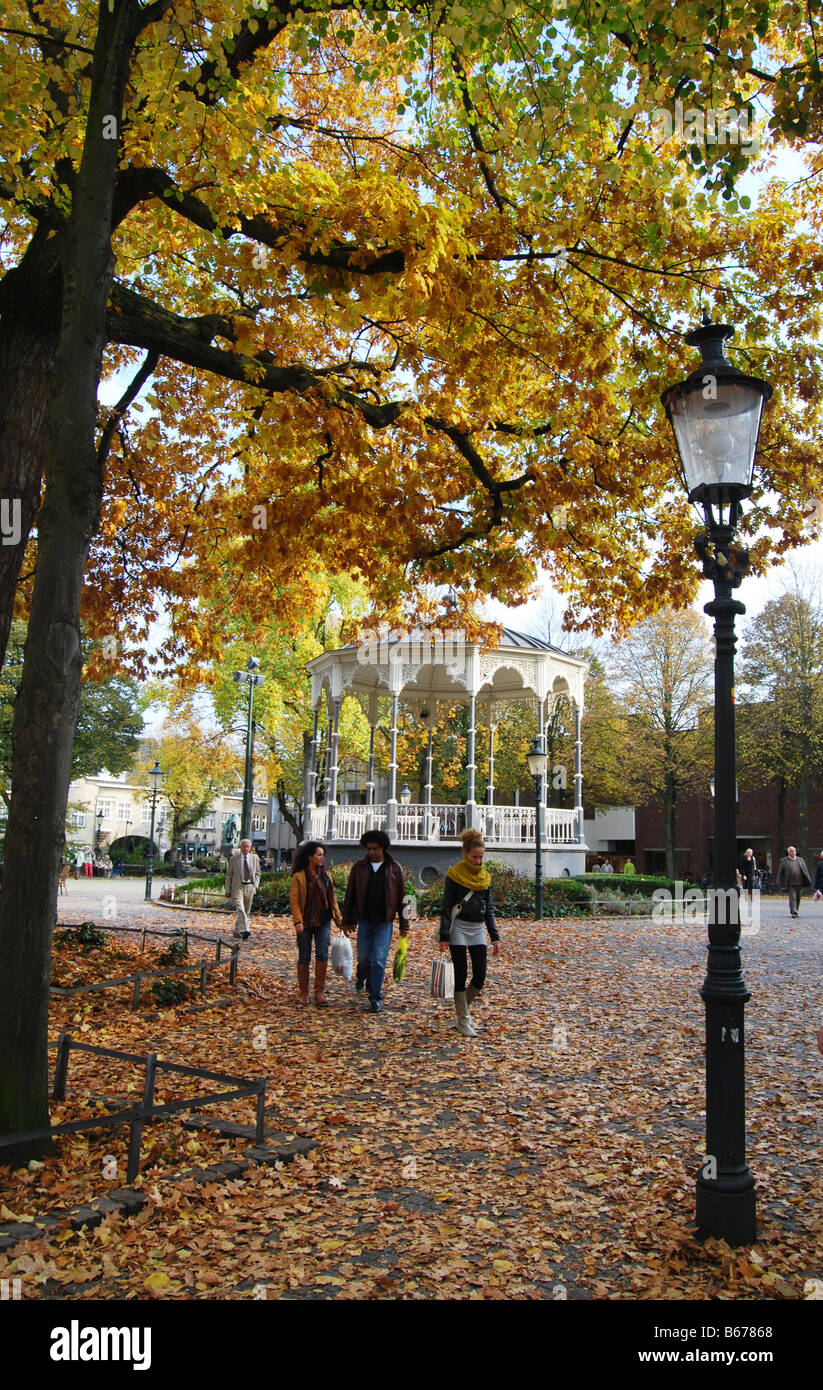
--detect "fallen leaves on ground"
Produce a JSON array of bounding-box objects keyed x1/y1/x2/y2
[{"x1": 1, "y1": 907, "x2": 820, "y2": 1300}]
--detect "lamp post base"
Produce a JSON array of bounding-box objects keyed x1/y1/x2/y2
[{"x1": 695, "y1": 1174, "x2": 756, "y2": 1247}]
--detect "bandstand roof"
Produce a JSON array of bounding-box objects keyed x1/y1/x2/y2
[{"x1": 306, "y1": 625, "x2": 588, "y2": 711}]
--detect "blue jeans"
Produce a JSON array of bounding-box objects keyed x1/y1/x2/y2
[
  {"x1": 356, "y1": 921, "x2": 393, "y2": 1003},
  {"x1": 296, "y1": 922, "x2": 331, "y2": 965}
]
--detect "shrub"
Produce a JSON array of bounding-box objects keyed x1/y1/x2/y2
[
  {"x1": 55, "y1": 920, "x2": 110, "y2": 949},
  {"x1": 580, "y1": 873, "x2": 676, "y2": 898},
  {"x1": 415, "y1": 863, "x2": 595, "y2": 919},
  {"x1": 157, "y1": 935, "x2": 189, "y2": 965},
  {"x1": 151, "y1": 976, "x2": 189, "y2": 1006}
]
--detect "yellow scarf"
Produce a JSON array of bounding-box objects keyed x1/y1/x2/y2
[{"x1": 447, "y1": 859, "x2": 491, "y2": 891}]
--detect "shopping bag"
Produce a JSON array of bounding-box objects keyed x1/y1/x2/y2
[
  {"x1": 392, "y1": 936, "x2": 409, "y2": 983},
  {"x1": 331, "y1": 932, "x2": 353, "y2": 981},
  {"x1": 814, "y1": 890, "x2": 823, "y2": 902},
  {"x1": 430, "y1": 956, "x2": 455, "y2": 1000}
]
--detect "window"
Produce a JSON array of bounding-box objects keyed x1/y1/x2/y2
[
  {"x1": 197, "y1": 813, "x2": 215, "y2": 830},
  {"x1": 68, "y1": 811, "x2": 86, "y2": 829},
  {"x1": 96, "y1": 799, "x2": 113, "y2": 819},
  {"x1": 252, "y1": 813, "x2": 267, "y2": 832},
  {"x1": 117, "y1": 802, "x2": 130, "y2": 821}
]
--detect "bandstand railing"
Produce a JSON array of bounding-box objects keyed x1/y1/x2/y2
[{"x1": 309, "y1": 802, "x2": 579, "y2": 846}]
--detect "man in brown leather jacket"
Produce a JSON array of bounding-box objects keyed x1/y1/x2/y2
[{"x1": 341, "y1": 830, "x2": 409, "y2": 1014}]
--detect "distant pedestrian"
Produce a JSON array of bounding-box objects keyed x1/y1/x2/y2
[
  {"x1": 601, "y1": 858, "x2": 614, "y2": 874},
  {"x1": 776, "y1": 846, "x2": 811, "y2": 918},
  {"x1": 225, "y1": 838, "x2": 260, "y2": 940},
  {"x1": 341, "y1": 830, "x2": 409, "y2": 1015},
  {"x1": 740, "y1": 848, "x2": 757, "y2": 902},
  {"x1": 439, "y1": 829, "x2": 500, "y2": 1037},
  {"x1": 814, "y1": 855, "x2": 823, "y2": 900},
  {"x1": 290, "y1": 841, "x2": 342, "y2": 1006},
  {"x1": 84, "y1": 848, "x2": 94, "y2": 878},
  {"x1": 623, "y1": 860, "x2": 635, "y2": 875}
]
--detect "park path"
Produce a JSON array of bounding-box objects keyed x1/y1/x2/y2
[{"x1": 9, "y1": 885, "x2": 819, "y2": 1299}]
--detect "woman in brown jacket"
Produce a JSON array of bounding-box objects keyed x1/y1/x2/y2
[{"x1": 289, "y1": 841, "x2": 342, "y2": 1006}]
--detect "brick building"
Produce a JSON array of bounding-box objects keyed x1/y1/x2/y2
[{"x1": 634, "y1": 781, "x2": 823, "y2": 879}]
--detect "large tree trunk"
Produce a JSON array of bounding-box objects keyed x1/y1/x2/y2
[
  {"x1": 664, "y1": 770, "x2": 677, "y2": 880},
  {"x1": 798, "y1": 746, "x2": 809, "y2": 862},
  {"x1": 0, "y1": 230, "x2": 62, "y2": 672},
  {"x1": 776, "y1": 775, "x2": 787, "y2": 864},
  {"x1": 0, "y1": 0, "x2": 141, "y2": 1160}
]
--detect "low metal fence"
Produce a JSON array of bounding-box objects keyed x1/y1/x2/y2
[
  {"x1": 0, "y1": 1033, "x2": 266, "y2": 1183},
  {"x1": 51, "y1": 926, "x2": 241, "y2": 1006}
]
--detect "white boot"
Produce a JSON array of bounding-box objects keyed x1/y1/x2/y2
[{"x1": 454, "y1": 991, "x2": 478, "y2": 1037}]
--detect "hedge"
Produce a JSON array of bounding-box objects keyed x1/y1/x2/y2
[
  {"x1": 579, "y1": 873, "x2": 676, "y2": 898},
  {"x1": 171, "y1": 864, "x2": 417, "y2": 916},
  {"x1": 415, "y1": 861, "x2": 596, "y2": 919}
]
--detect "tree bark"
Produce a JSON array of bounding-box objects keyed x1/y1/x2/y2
[
  {"x1": 0, "y1": 229, "x2": 62, "y2": 672},
  {"x1": 0, "y1": 0, "x2": 145, "y2": 1160},
  {"x1": 776, "y1": 775, "x2": 786, "y2": 865},
  {"x1": 664, "y1": 769, "x2": 677, "y2": 881}
]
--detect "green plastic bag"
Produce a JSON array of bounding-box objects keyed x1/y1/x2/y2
[{"x1": 392, "y1": 935, "x2": 409, "y2": 983}]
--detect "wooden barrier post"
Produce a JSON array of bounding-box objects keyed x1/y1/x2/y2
[
  {"x1": 140, "y1": 928, "x2": 147, "y2": 953},
  {"x1": 199, "y1": 963, "x2": 208, "y2": 997},
  {"x1": 215, "y1": 937, "x2": 222, "y2": 962},
  {"x1": 132, "y1": 973, "x2": 141, "y2": 1008},
  {"x1": 229, "y1": 943, "x2": 239, "y2": 985},
  {"x1": 52, "y1": 1031, "x2": 71, "y2": 1101},
  {"x1": 126, "y1": 1053, "x2": 157, "y2": 1183}
]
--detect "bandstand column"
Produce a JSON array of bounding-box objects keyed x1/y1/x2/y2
[
  {"x1": 387, "y1": 691, "x2": 400, "y2": 836},
  {"x1": 574, "y1": 701, "x2": 584, "y2": 840},
  {"x1": 326, "y1": 697, "x2": 341, "y2": 839},
  {"x1": 366, "y1": 692, "x2": 378, "y2": 805},
  {"x1": 424, "y1": 709, "x2": 435, "y2": 837}
]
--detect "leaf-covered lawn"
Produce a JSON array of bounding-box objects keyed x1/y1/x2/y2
[{"x1": 1, "y1": 911, "x2": 820, "y2": 1300}]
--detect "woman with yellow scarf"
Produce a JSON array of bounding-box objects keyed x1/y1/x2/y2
[{"x1": 439, "y1": 828, "x2": 500, "y2": 1036}]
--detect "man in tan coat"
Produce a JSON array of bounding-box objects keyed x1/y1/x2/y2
[{"x1": 225, "y1": 838, "x2": 261, "y2": 939}]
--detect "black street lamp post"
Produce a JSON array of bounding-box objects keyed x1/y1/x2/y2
[
  {"x1": 234, "y1": 658, "x2": 265, "y2": 841},
  {"x1": 526, "y1": 737, "x2": 548, "y2": 921},
  {"x1": 662, "y1": 314, "x2": 772, "y2": 1246},
  {"x1": 144, "y1": 760, "x2": 163, "y2": 902},
  {"x1": 95, "y1": 808, "x2": 104, "y2": 850}
]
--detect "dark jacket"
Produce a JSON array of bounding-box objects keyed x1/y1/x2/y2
[
  {"x1": 439, "y1": 876, "x2": 499, "y2": 944},
  {"x1": 342, "y1": 854, "x2": 409, "y2": 930},
  {"x1": 815, "y1": 861, "x2": 823, "y2": 892},
  {"x1": 776, "y1": 855, "x2": 811, "y2": 889},
  {"x1": 740, "y1": 855, "x2": 756, "y2": 885}
]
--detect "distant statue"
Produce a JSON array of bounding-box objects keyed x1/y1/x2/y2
[{"x1": 222, "y1": 813, "x2": 238, "y2": 847}]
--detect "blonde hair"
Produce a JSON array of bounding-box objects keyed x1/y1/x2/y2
[{"x1": 460, "y1": 828, "x2": 485, "y2": 853}]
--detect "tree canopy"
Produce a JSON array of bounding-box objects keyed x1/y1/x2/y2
[{"x1": 3, "y1": 0, "x2": 823, "y2": 679}]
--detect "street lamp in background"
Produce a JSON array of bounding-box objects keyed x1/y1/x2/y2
[
  {"x1": 144, "y1": 761, "x2": 163, "y2": 902},
  {"x1": 662, "y1": 313, "x2": 772, "y2": 1246},
  {"x1": 233, "y1": 658, "x2": 266, "y2": 841},
  {"x1": 526, "y1": 736, "x2": 548, "y2": 921},
  {"x1": 400, "y1": 783, "x2": 412, "y2": 805},
  {"x1": 95, "y1": 808, "x2": 104, "y2": 850}
]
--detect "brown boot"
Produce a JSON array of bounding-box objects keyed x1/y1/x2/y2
[
  {"x1": 297, "y1": 963, "x2": 310, "y2": 1006},
  {"x1": 314, "y1": 959, "x2": 329, "y2": 1006}
]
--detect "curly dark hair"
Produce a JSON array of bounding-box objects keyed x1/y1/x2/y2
[
  {"x1": 360, "y1": 828, "x2": 391, "y2": 852},
  {"x1": 293, "y1": 841, "x2": 326, "y2": 874}
]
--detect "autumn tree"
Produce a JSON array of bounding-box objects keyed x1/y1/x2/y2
[
  {"x1": 4, "y1": 0, "x2": 823, "y2": 1156},
  {"x1": 135, "y1": 720, "x2": 241, "y2": 861},
  {"x1": 737, "y1": 573, "x2": 823, "y2": 860},
  {"x1": 0, "y1": 621, "x2": 143, "y2": 809},
  {"x1": 610, "y1": 610, "x2": 714, "y2": 879}
]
